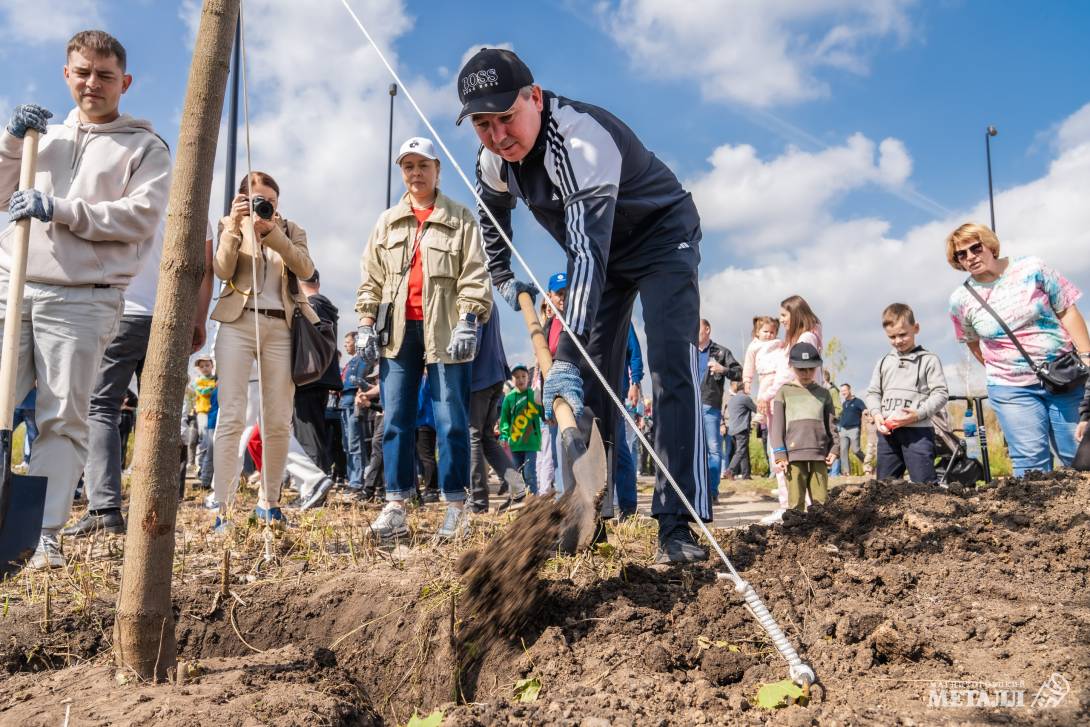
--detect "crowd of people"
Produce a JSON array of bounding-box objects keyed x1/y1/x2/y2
[{"x1": 3, "y1": 33, "x2": 1089, "y2": 573}]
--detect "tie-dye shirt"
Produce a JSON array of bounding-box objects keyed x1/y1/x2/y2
[{"x1": 948, "y1": 256, "x2": 1081, "y2": 387}]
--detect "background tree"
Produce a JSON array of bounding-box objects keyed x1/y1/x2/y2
[{"x1": 823, "y1": 337, "x2": 848, "y2": 383}]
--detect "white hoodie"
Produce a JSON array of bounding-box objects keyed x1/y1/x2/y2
[{"x1": 0, "y1": 108, "x2": 171, "y2": 287}]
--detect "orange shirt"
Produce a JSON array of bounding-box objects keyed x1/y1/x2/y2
[{"x1": 405, "y1": 206, "x2": 433, "y2": 321}]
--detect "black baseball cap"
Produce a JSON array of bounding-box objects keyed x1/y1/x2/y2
[
  {"x1": 456, "y1": 48, "x2": 534, "y2": 125},
  {"x1": 788, "y1": 342, "x2": 822, "y2": 369}
]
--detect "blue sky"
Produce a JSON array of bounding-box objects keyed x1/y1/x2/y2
[{"x1": 2, "y1": 0, "x2": 1089, "y2": 392}]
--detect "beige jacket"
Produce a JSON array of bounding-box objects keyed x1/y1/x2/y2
[
  {"x1": 0, "y1": 109, "x2": 171, "y2": 287},
  {"x1": 357, "y1": 191, "x2": 492, "y2": 364},
  {"x1": 211, "y1": 215, "x2": 319, "y2": 325}
]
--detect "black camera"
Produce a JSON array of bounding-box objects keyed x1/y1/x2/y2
[{"x1": 250, "y1": 195, "x2": 275, "y2": 220}]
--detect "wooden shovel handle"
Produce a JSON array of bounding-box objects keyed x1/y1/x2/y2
[
  {"x1": 0, "y1": 130, "x2": 39, "y2": 430},
  {"x1": 517, "y1": 291, "x2": 578, "y2": 432}
]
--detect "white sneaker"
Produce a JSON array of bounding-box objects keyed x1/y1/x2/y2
[
  {"x1": 370, "y1": 502, "x2": 408, "y2": 539},
  {"x1": 759, "y1": 508, "x2": 786, "y2": 526},
  {"x1": 435, "y1": 504, "x2": 470, "y2": 541},
  {"x1": 28, "y1": 533, "x2": 65, "y2": 570},
  {"x1": 203, "y1": 493, "x2": 220, "y2": 510}
]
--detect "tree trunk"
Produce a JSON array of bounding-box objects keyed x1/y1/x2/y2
[{"x1": 113, "y1": 0, "x2": 239, "y2": 681}]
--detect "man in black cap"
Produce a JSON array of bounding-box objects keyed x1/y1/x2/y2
[{"x1": 457, "y1": 48, "x2": 708, "y2": 563}]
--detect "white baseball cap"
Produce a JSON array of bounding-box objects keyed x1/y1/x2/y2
[{"x1": 396, "y1": 137, "x2": 439, "y2": 165}]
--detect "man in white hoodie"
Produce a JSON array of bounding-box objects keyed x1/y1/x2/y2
[{"x1": 0, "y1": 30, "x2": 171, "y2": 569}]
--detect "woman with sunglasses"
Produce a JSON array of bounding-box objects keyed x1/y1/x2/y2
[{"x1": 947, "y1": 223, "x2": 1090, "y2": 475}]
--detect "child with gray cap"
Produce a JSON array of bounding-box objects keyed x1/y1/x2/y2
[{"x1": 769, "y1": 342, "x2": 839, "y2": 512}]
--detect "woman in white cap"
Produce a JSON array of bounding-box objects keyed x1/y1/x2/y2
[{"x1": 356, "y1": 137, "x2": 492, "y2": 541}]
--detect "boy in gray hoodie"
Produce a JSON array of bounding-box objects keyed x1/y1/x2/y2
[
  {"x1": 865, "y1": 304, "x2": 949, "y2": 483},
  {"x1": 0, "y1": 30, "x2": 171, "y2": 569}
]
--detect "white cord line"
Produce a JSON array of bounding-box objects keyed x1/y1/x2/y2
[
  {"x1": 238, "y1": 0, "x2": 271, "y2": 518},
  {"x1": 336, "y1": 0, "x2": 738, "y2": 579}
]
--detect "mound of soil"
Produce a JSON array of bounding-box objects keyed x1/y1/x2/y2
[{"x1": 1, "y1": 471, "x2": 1088, "y2": 725}]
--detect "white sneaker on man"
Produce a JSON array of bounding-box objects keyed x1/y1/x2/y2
[
  {"x1": 28, "y1": 533, "x2": 65, "y2": 570},
  {"x1": 370, "y1": 502, "x2": 408, "y2": 539}
]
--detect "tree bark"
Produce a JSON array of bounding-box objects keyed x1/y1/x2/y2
[{"x1": 113, "y1": 0, "x2": 239, "y2": 681}]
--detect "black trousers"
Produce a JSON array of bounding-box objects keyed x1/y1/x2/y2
[
  {"x1": 578, "y1": 241, "x2": 709, "y2": 522},
  {"x1": 727, "y1": 431, "x2": 751, "y2": 478},
  {"x1": 324, "y1": 411, "x2": 346, "y2": 480},
  {"x1": 293, "y1": 387, "x2": 331, "y2": 472},
  {"x1": 362, "y1": 412, "x2": 385, "y2": 498},
  {"x1": 468, "y1": 382, "x2": 521, "y2": 510}
]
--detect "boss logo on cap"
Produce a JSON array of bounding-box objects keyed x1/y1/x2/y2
[
  {"x1": 409, "y1": 140, "x2": 419, "y2": 148},
  {"x1": 461, "y1": 68, "x2": 499, "y2": 95}
]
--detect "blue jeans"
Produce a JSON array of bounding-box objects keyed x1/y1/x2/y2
[
  {"x1": 511, "y1": 450, "x2": 538, "y2": 494},
  {"x1": 986, "y1": 383, "x2": 1082, "y2": 476},
  {"x1": 549, "y1": 422, "x2": 564, "y2": 497},
  {"x1": 702, "y1": 405, "x2": 722, "y2": 498},
  {"x1": 340, "y1": 405, "x2": 364, "y2": 486},
  {"x1": 720, "y1": 430, "x2": 732, "y2": 474},
  {"x1": 615, "y1": 421, "x2": 637, "y2": 515},
  {"x1": 380, "y1": 321, "x2": 471, "y2": 502}
]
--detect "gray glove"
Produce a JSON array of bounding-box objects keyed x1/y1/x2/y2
[
  {"x1": 446, "y1": 319, "x2": 479, "y2": 362},
  {"x1": 5, "y1": 104, "x2": 52, "y2": 139},
  {"x1": 8, "y1": 189, "x2": 53, "y2": 222},
  {"x1": 358, "y1": 324, "x2": 380, "y2": 365},
  {"x1": 496, "y1": 278, "x2": 539, "y2": 312},
  {"x1": 543, "y1": 360, "x2": 584, "y2": 420}
]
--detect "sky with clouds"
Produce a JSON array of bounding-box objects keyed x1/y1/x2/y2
[{"x1": 1, "y1": 0, "x2": 1088, "y2": 395}]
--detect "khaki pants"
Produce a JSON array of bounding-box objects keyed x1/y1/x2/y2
[
  {"x1": 787, "y1": 460, "x2": 828, "y2": 512},
  {"x1": 0, "y1": 281, "x2": 122, "y2": 533},
  {"x1": 212, "y1": 311, "x2": 294, "y2": 510}
]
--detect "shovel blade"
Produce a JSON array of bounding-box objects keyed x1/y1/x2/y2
[
  {"x1": 0, "y1": 472, "x2": 48, "y2": 577},
  {"x1": 557, "y1": 422, "x2": 607, "y2": 555}
]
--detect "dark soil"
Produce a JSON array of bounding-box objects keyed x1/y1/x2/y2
[{"x1": 1, "y1": 471, "x2": 1088, "y2": 726}]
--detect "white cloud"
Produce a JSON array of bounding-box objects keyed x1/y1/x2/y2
[
  {"x1": 0, "y1": 0, "x2": 102, "y2": 45},
  {"x1": 696, "y1": 102, "x2": 1090, "y2": 391},
  {"x1": 598, "y1": 0, "x2": 914, "y2": 107},
  {"x1": 688, "y1": 132, "x2": 912, "y2": 253},
  {"x1": 1056, "y1": 102, "x2": 1090, "y2": 153}
]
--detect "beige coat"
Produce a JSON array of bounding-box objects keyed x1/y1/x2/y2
[
  {"x1": 357, "y1": 191, "x2": 492, "y2": 364},
  {"x1": 211, "y1": 216, "x2": 319, "y2": 325}
]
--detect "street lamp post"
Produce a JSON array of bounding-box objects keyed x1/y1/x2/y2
[
  {"x1": 386, "y1": 83, "x2": 397, "y2": 207},
  {"x1": 223, "y1": 16, "x2": 241, "y2": 216},
  {"x1": 985, "y1": 125, "x2": 998, "y2": 232}
]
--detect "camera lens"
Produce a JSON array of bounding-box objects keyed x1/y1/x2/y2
[{"x1": 251, "y1": 196, "x2": 275, "y2": 220}]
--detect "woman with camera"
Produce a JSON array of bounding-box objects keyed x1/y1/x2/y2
[
  {"x1": 210, "y1": 171, "x2": 318, "y2": 530},
  {"x1": 356, "y1": 137, "x2": 492, "y2": 541}
]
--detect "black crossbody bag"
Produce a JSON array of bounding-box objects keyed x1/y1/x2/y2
[
  {"x1": 963, "y1": 280, "x2": 1088, "y2": 394},
  {"x1": 374, "y1": 226, "x2": 424, "y2": 347}
]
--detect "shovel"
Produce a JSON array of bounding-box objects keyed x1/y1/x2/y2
[
  {"x1": 516, "y1": 291, "x2": 606, "y2": 554},
  {"x1": 0, "y1": 129, "x2": 48, "y2": 577}
]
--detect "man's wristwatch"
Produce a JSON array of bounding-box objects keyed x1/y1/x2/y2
[{"x1": 462, "y1": 312, "x2": 478, "y2": 326}]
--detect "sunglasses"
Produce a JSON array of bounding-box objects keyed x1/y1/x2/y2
[{"x1": 954, "y1": 242, "x2": 985, "y2": 262}]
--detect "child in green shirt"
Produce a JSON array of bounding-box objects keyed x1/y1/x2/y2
[
  {"x1": 499, "y1": 364, "x2": 542, "y2": 494},
  {"x1": 769, "y1": 343, "x2": 839, "y2": 512}
]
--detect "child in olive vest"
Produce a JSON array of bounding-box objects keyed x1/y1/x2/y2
[{"x1": 769, "y1": 343, "x2": 839, "y2": 512}]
